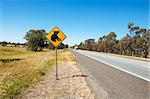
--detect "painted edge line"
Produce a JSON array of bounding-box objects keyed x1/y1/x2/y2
[
  {"x1": 84, "y1": 50, "x2": 150, "y2": 69},
  {"x1": 73, "y1": 50, "x2": 150, "y2": 82}
]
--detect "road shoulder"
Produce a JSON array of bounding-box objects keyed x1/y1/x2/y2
[{"x1": 18, "y1": 61, "x2": 95, "y2": 99}]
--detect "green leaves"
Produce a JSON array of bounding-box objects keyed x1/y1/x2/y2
[
  {"x1": 25, "y1": 29, "x2": 46, "y2": 51},
  {"x1": 78, "y1": 22, "x2": 149, "y2": 58}
]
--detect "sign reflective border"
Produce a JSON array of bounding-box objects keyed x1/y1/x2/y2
[{"x1": 47, "y1": 26, "x2": 66, "y2": 47}]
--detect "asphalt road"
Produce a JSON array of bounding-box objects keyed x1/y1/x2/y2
[
  {"x1": 73, "y1": 50, "x2": 150, "y2": 99},
  {"x1": 74, "y1": 50, "x2": 150, "y2": 81}
]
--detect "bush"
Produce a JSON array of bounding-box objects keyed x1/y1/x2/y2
[{"x1": 25, "y1": 29, "x2": 46, "y2": 51}]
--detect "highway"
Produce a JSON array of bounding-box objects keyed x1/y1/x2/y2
[
  {"x1": 74, "y1": 50, "x2": 150, "y2": 81},
  {"x1": 73, "y1": 50, "x2": 150, "y2": 99}
]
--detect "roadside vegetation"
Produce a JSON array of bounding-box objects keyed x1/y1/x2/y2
[
  {"x1": 24, "y1": 29, "x2": 68, "y2": 51},
  {"x1": 78, "y1": 22, "x2": 150, "y2": 58},
  {"x1": 0, "y1": 46, "x2": 73, "y2": 99},
  {"x1": 0, "y1": 27, "x2": 71, "y2": 99},
  {"x1": 0, "y1": 29, "x2": 68, "y2": 52}
]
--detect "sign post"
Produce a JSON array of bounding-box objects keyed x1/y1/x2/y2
[
  {"x1": 55, "y1": 47, "x2": 58, "y2": 80},
  {"x1": 46, "y1": 26, "x2": 66, "y2": 80}
]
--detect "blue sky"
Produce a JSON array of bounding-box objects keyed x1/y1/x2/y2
[{"x1": 0, "y1": 0, "x2": 149, "y2": 45}]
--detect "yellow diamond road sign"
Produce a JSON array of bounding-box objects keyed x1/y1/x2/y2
[{"x1": 47, "y1": 26, "x2": 66, "y2": 47}]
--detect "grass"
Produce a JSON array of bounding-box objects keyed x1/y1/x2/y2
[
  {"x1": 0, "y1": 46, "x2": 75, "y2": 99},
  {"x1": 0, "y1": 46, "x2": 27, "y2": 60}
]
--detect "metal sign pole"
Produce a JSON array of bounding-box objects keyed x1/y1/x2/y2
[
  {"x1": 47, "y1": 26, "x2": 66, "y2": 80},
  {"x1": 55, "y1": 47, "x2": 58, "y2": 80}
]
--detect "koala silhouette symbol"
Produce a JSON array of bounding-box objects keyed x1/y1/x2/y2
[{"x1": 51, "y1": 31, "x2": 61, "y2": 42}]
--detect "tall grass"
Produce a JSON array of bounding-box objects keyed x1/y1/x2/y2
[
  {"x1": 0, "y1": 59, "x2": 55, "y2": 98},
  {"x1": 0, "y1": 47, "x2": 55, "y2": 98},
  {"x1": 0, "y1": 47, "x2": 75, "y2": 98}
]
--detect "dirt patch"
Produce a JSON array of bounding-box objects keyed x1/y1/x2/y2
[{"x1": 18, "y1": 62, "x2": 95, "y2": 99}]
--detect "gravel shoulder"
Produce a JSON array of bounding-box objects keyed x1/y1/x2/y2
[{"x1": 18, "y1": 61, "x2": 95, "y2": 99}]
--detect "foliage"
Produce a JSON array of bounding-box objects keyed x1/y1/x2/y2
[
  {"x1": 25, "y1": 29, "x2": 46, "y2": 51},
  {"x1": 78, "y1": 22, "x2": 150, "y2": 58},
  {"x1": 0, "y1": 41, "x2": 8, "y2": 46},
  {"x1": 0, "y1": 41, "x2": 25, "y2": 47},
  {"x1": 48, "y1": 42, "x2": 68, "y2": 50}
]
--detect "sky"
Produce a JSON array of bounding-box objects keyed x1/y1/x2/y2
[{"x1": 0, "y1": 0, "x2": 149, "y2": 46}]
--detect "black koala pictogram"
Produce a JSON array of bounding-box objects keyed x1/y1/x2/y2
[{"x1": 51, "y1": 31, "x2": 61, "y2": 42}]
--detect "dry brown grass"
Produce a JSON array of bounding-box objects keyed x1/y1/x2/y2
[{"x1": 0, "y1": 46, "x2": 75, "y2": 99}]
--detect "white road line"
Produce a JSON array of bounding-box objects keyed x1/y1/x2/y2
[{"x1": 74, "y1": 50, "x2": 150, "y2": 82}]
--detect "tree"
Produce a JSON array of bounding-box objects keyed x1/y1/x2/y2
[
  {"x1": 48, "y1": 42, "x2": 68, "y2": 50},
  {"x1": 97, "y1": 36, "x2": 106, "y2": 52},
  {"x1": 119, "y1": 34, "x2": 132, "y2": 55},
  {"x1": 25, "y1": 29, "x2": 46, "y2": 51},
  {"x1": 106, "y1": 32, "x2": 117, "y2": 53},
  {"x1": 58, "y1": 43, "x2": 68, "y2": 49},
  {"x1": 127, "y1": 22, "x2": 149, "y2": 57},
  {"x1": 77, "y1": 22, "x2": 149, "y2": 58},
  {"x1": 78, "y1": 42, "x2": 84, "y2": 49},
  {"x1": 84, "y1": 39, "x2": 96, "y2": 51},
  {"x1": 97, "y1": 32, "x2": 117, "y2": 53},
  {"x1": 0, "y1": 41, "x2": 8, "y2": 46},
  {"x1": 140, "y1": 29, "x2": 150, "y2": 58}
]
